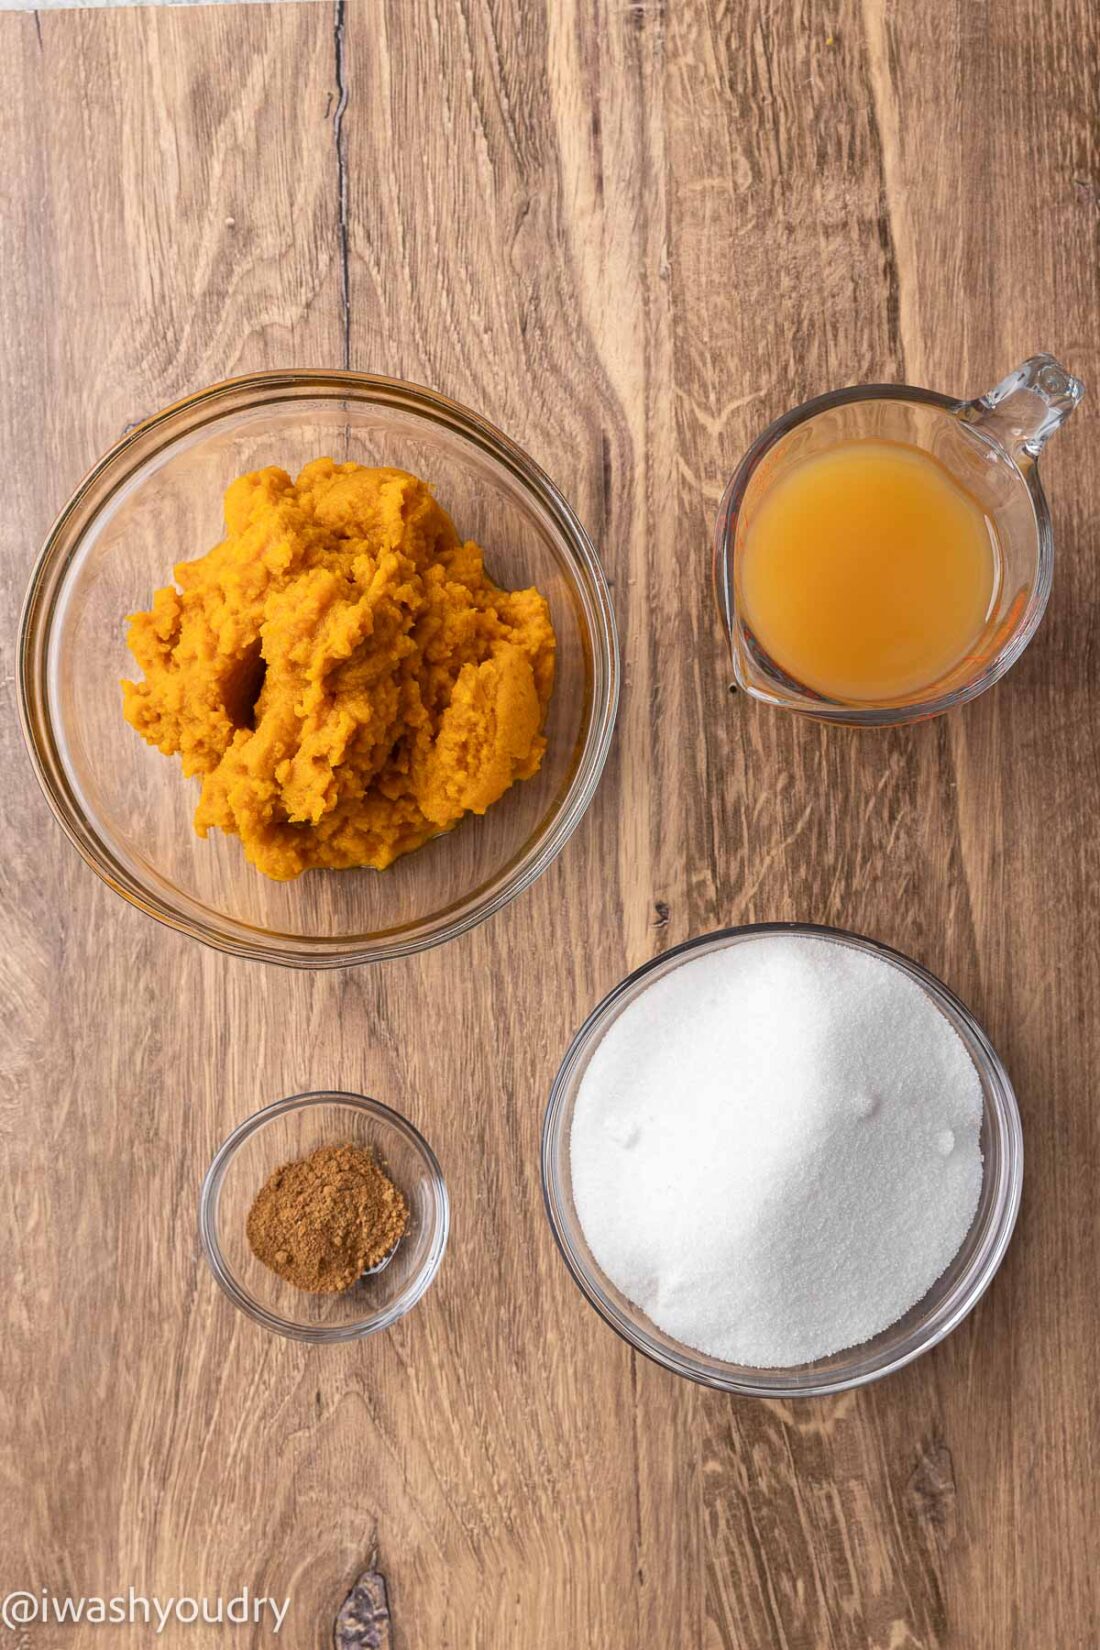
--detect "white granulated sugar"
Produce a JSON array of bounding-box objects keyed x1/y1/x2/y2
[{"x1": 570, "y1": 935, "x2": 984, "y2": 1368}]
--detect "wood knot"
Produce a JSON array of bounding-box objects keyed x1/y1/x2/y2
[
  {"x1": 905, "y1": 1436, "x2": 957, "y2": 1543},
  {"x1": 335, "y1": 1567, "x2": 392, "y2": 1649}
]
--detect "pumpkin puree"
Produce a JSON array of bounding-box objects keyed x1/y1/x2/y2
[{"x1": 121, "y1": 459, "x2": 556, "y2": 880}]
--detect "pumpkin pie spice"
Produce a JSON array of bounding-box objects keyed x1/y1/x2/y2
[{"x1": 247, "y1": 1142, "x2": 409, "y2": 1293}]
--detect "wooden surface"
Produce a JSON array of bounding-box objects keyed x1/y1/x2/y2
[{"x1": 2, "y1": 2, "x2": 1099, "y2": 1645}]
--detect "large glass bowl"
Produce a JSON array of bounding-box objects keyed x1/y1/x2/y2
[
  {"x1": 542, "y1": 923, "x2": 1023, "y2": 1397},
  {"x1": 18, "y1": 372, "x2": 618, "y2": 966}
]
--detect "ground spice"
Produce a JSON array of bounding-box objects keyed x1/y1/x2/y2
[{"x1": 247, "y1": 1142, "x2": 409, "y2": 1293}]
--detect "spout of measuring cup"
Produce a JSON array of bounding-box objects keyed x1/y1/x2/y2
[{"x1": 963, "y1": 354, "x2": 1084, "y2": 461}]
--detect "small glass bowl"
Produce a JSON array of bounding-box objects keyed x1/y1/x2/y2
[
  {"x1": 18, "y1": 371, "x2": 619, "y2": 967},
  {"x1": 542, "y1": 923, "x2": 1023, "y2": 1396},
  {"x1": 199, "y1": 1092, "x2": 449, "y2": 1342}
]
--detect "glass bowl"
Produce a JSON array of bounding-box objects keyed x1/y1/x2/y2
[
  {"x1": 199, "y1": 1091, "x2": 448, "y2": 1342},
  {"x1": 542, "y1": 922, "x2": 1023, "y2": 1397},
  {"x1": 18, "y1": 372, "x2": 619, "y2": 966}
]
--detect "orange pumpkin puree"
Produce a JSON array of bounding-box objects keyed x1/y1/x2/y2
[{"x1": 121, "y1": 460, "x2": 556, "y2": 880}]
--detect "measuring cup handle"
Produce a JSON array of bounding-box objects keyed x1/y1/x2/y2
[{"x1": 964, "y1": 354, "x2": 1085, "y2": 461}]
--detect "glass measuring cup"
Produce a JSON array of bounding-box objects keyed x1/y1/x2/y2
[{"x1": 714, "y1": 355, "x2": 1083, "y2": 725}]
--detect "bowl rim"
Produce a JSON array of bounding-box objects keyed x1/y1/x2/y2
[
  {"x1": 198, "y1": 1089, "x2": 450, "y2": 1342},
  {"x1": 17, "y1": 369, "x2": 620, "y2": 968},
  {"x1": 541, "y1": 920, "x2": 1024, "y2": 1396}
]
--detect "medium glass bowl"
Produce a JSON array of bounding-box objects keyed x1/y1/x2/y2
[
  {"x1": 18, "y1": 372, "x2": 619, "y2": 966},
  {"x1": 199, "y1": 1091, "x2": 448, "y2": 1342},
  {"x1": 542, "y1": 922, "x2": 1023, "y2": 1397}
]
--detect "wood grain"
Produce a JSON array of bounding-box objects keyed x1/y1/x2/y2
[{"x1": 2, "y1": 1, "x2": 1098, "y2": 1646}]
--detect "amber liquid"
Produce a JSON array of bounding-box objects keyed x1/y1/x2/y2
[{"x1": 740, "y1": 439, "x2": 1000, "y2": 703}]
